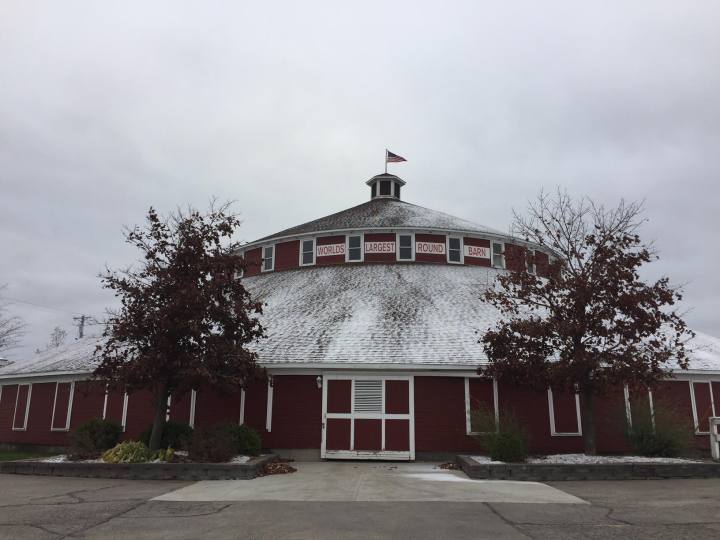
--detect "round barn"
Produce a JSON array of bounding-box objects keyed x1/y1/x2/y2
[{"x1": 1, "y1": 173, "x2": 719, "y2": 459}]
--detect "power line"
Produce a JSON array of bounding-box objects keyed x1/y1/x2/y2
[{"x1": 0, "y1": 296, "x2": 77, "y2": 315}]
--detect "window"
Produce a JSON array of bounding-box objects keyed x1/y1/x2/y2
[
  {"x1": 12, "y1": 384, "x2": 32, "y2": 431},
  {"x1": 465, "y1": 378, "x2": 498, "y2": 435},
  {"x1": 262, "y1": 245, "x2": 274, "y2": 272},
  {"x1": 371, "y1": 183, "x2": 377, "y2": 198},
  {"x1": 300, "y1": 239, "x2": 315, "y2": 266},
  {"x1": 394, "y1": 183, "x2": 401, "y2": 199},
  {"x1": 51, "y1": 381, "x2": 75, "y2": 431},
  {"x1": 527, "y1": 249, "x2": 536, "y2": 274},
  {"x1": 690, "y1": 381, "x2": 716, "y2": 434},
  {"x1": 547, "y1": 388, "x2": 582, "y2": 436},
  {"x1": 448, "y1": 237, "x2": 462, "y2": 263},
  {"x1": 380, "y1": 181, "x2": 391, "y2": 196},
  {"x1": 347, "y1": 235, "x2": 362, "y2": 262},
  {"x1": 397, "y1": 234, "x2": 413, "y2": 261},
  {"x1": 492, "y1": 242, "x2": 504, "y2": 268}
]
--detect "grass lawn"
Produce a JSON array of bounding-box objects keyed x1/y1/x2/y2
[{"x1": 0, "y1": 449, "x2": 57, "y2": 462}]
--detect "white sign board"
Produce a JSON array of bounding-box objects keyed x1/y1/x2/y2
[
  {"x1": 464, "y1": 245, "x2": 490, "y2": 259},
  {"x1": 415, "y1": 241, "x2": 446, "y2": 255},
  {"x1": 365, "y1": 241, "x2": 395, "y2": 254},
  {"x1": 316, "y1": 243, "x2": 345, "y2": 257}
]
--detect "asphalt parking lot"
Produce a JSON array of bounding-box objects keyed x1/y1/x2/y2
[{"x1": 1, "y1": 463, "x2": 719, "y2": 539}]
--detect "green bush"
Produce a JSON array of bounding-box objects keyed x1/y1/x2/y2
[
  {"x1": 189, "y1": 424, "x2": 236, "y2": 463},
  {"x1": 227, "y1": 424, "x2": 262, "y2": 456},
  {"x1": 139, "y1": 421, "x2": 194, "y2": 451},
  {"x1": 102, "y1": 441, "x2": 154, "y2": 463},
  {"x1": 627, "y1": 399, "x2": 693, "y2": 457},
  {"x1": 471, "y1": 406, "x2": 528, "y2": 463},
  {"x1": 69, "y1": 418, "x2": 123, "y2": 459}
]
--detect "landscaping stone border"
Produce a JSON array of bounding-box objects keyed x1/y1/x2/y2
[
  {"x1": 456, "y1": 455, "x2": 720, "y2": 481},
  {"x1": 0, "y1": 454, "x2": 276, "y2": 480}
]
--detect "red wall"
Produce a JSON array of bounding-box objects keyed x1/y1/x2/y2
[
  {"x1": 415, "y1": 233, "x2": 446, "y2": 264},
  {"x1": 463, "y1": 237, "x2": 491, "y2": 267},
  {"x1": 243, "y1": 247, "x2": 262, "y2": 277},
  {"x1": 264, "y1": 375, "x2": 322, "y2": 449},
  {"x1": 364, "y1": 233, "x2": 396, "y2": 263},
  {"x1": 275, "y1": 240, "x2": 300, "y2": 271}
]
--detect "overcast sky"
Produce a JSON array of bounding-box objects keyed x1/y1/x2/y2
[{"x1": 1, "y1": 1, "x2": 719, "y2": 358}]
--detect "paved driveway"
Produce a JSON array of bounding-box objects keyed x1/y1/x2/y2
[
  {"x1": 1, "y1": 464, "x2": 719, "y2": 539},
  {"x1": 154, "y1": 462, "x2": 585, "y2": 504}
]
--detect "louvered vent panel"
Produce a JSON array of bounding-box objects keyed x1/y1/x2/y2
[{"x1": 354, "y1": 380, "x2": 383, "y2": 412}]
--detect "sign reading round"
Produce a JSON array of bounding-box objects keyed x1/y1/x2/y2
[{"x1": 415, "y1": 242, "x2": 445, "y2": 255}]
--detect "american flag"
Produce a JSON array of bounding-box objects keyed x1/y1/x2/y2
[{"x1": 386, "y1": 150, "x2": 407, "y2": 163}]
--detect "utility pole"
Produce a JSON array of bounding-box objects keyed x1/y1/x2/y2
[{"x1": 73, "y1": 314, "x2": 87, "y2": 339}]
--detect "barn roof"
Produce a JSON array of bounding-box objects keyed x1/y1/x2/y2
[
  {"x1": 1, "y1": 264, "x2": 719, "y2": 379},
  {"x1": 248, "y1": 197, "x2": 506, "y2": 245}
]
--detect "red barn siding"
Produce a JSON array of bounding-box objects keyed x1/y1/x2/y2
[
  {"x1": 326, "y1": 419, "x2": 350, "y2": 450},
  {"x1": 242, "y1": 380, "x2": 268, "y2": 435},
  {"x1": 275, "y1": 240, "x2": 300, "y2": 271},
  {"x1": 169, "y1": 392, "x2": 192, "y2": 425},
  {"x1": 594, "y1": 387, "x2": 632, "y2": 454},
  {"x1": 463, "y1": 237, "x2": 491, "y2": 267},
  {"x1": 414, "y1": 376, "x2": 481, "y2": 453},
  {"x1": 415, "y1": 233, "x2": 446, "y2": 264},
  {"x1": 385, "y1": 419, "x2": 410, "y2": 451},
  {"x1": 104, "y1": 390, "x2": 126, "y2": 428},
  {"x1": 264, "y1": 375, "x2": 321, "y2": 449},
  {"x1": 504, "y1": 244, "x2": 526, "y2": 273},
  {"x1": 316, "y1": 235, "x2": 346, "y2": 266},
  {"x1": 692, "y1": 382, "x2": 714, "y2": 432},
  {"x1": 124, "y1": 389, "x2": 156, "y2": 439},
  {"x1": 51, "y1": 383, "x2": 72, "y2": 430},
  {"x1": 551, "y1": 390, "x2": 580, "y2": 434},
  {"x1": 193, "y1": 386, "x2": 241, "y2": 428},
  {"x1": 364, "y1": 233, "x2": 396, "y2": 263},
  {"x1": 535, "y1": 251, "x2": 550, "y2": 277},
  {"x1": 385, "y1": 380, "x2": 409, "y2": 414},
  {"x1": 243, "y1": 247, "x2": 263, "y2": 277},
  {"x1": 354, "y1": 419, "x2": 381, "y2": 450},
  {"x1": 70, "y1": 381, "x2": 106, "y2": 428}
]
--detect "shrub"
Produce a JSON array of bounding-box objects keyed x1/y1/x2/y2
[
  {"x1": 139, "y1": 421, "x2": 194, "y2": 451},
  {"x1": 227, "y1": 424, "x2": 262, "y2": 456},
  {"x1": 189, "y1": 424, "x2": 236, "y2": 463},
  {"x1": 471, "y1": 406, "x2": 528, "y2": 463},
  {"x1": 627, "y1": 399, "x2": 693, "y2": 457},
  {"x1": 69, "y1": 418, "x2": 123, "y2": 459},
  {"x1": 102, "y1": 441, "x2": 154, "y2": 463}
]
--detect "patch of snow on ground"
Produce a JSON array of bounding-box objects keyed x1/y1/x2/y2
[
  {"x1": 40, "y1": 455, "x2": 103, "y2": 463},
  {"x1": 403, "y1": 472, "x2": 476, "y2": 483},
  {"x1": 229, "y1": 455, "x2": 250, "y2": 464},
  {"x1": 529, "y1": 454, "x2": 702, "y2": 464},
  {"x1": 470, "y1": 456, "x2": 505, "y2": 465}
]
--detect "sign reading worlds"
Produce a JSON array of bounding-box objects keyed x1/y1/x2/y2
[
  {"x1": 365, "y1": 241, "x2": 395, "y2": 254},
  {"x1": 464, "y1": 245, "x2": 490, "y2": 259},
  {"x1": 316, "y1": 243, "x2": 345, "y2": 257}
]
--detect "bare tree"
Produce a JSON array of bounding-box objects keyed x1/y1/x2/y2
[
  {"x1": 0, "y1": 285, "x2": 26, "y2": 353},
  {"x1": 47, "y1": 326, "x2": 67, "y2": 349},
  {"x1": 481, "y1": 190, "x2": 693, "y2": 455}
]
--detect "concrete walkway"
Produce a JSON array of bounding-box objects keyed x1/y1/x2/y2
[{"x1": 154, "y1": 461, "x2": 586, "y2": 504}]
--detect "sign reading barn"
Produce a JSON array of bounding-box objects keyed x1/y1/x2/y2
[{"x1": 464, "y1": 245, "x2": 490, "y2": 259}]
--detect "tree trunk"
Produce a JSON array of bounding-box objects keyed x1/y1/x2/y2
[
  {"x1": 579, "y1": 389, "x2": 597, "y2": 455},
  {"x1": 149, "y1": 386, "x2": 169, "y2": 451}
]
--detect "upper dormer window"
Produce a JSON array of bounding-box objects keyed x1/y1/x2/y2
[
  {"x1": 394, "y1": 183, "x2": 401, "y2": 198},
  {"x1": 366, "y1": 173, "x2": 406, "y2": 200},
  {"x1": 492, "y1": 242, "x2": 504, "y2": 268},
  {"x1": 347, "y1": 235, "x2": 362, "y2": 262},
  {"x1": 448, "y1": 237, "x2": 462, "y2": 263},
  {"x1": 397, "y1": 234, "x2": 414, "y2": 261},
  {"x1": 262, "y1": 245, "x2": 274, "y2": 272},
  {"x1": 379, "y1": 181, "x2": 391, "y2": 196},
  {"x1": 300, "y1": 239, "x2": 315, "y2": 266}
]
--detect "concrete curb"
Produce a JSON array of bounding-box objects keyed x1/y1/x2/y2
[
  {"x1": 456, "y1": 455, "x2": 720, "y2": 481},
  {"x1": 0, "y1": 454, "x2": 276, "y2": 480}
]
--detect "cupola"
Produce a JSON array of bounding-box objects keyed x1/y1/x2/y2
[{"x1": 366, "y1": 173, "x2": 406, "y2": 200}]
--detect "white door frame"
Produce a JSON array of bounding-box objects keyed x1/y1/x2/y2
[{"x1": 321, "y1": 374, "x2": 415, "y2": 460}]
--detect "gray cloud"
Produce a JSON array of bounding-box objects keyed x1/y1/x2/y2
[{"x1": 1, "y1": 1, "x2": 719, "y2": 357}]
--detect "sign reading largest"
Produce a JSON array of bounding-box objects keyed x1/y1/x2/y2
[{"x1": 365, "y1": 241, "x2": 395, "y2": 254}]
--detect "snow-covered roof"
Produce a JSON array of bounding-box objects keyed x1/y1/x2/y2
[
  {"x1": 249, "y1": 198, "x2": 505, "y2": 245},
  {"x1": 2, "y1": 265, "x2": 719, "y2": 378},
  {"x1": 0, "y1": 337, "x2": 101, "y2": 377}
]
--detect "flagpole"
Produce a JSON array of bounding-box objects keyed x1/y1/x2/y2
[{"x1": 384, "y1": 148, "x2": 387, "y2": 174}]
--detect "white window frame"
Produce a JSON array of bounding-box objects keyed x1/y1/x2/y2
[
  {"x1": 189, "y1": 389, "x2": 197, "y2": 429},
  {"x1": 239, "y1": 388, "x2": 246, "y2": 425},
  {"x1": 266, "y1": 378, "x2": 274, "y2": 432},
  {"x1": 623, "y1": 384, "x2": 656, "y2": 431},
  {"x1": 51, "y1": 381, "x2": 75, "y2": 432},
  {"x1": 103, "y1": 391, "x2": 129, "y2": 432},
  {"x1": 261, "y1": 244, "x2": 275, "y2": 272},
  {"x1": 464, "y1": 377, "x2": 499, "y2": 435},
  {"x1": 526, "y1": 248, "x2": 536, "y2": 275},
  {"x1": 299, "y1": 237, "x2": 316, "y2": 266},
  {"x1": 547, "y1": 388, "x2": 582, "y2": 437},
  {"x1": 12, "y1": 383, "x2": 32, "y2": 431},
  {"x1": 447, "y1": 236, "x2": 464, "y2": 265},
  {"x1": 689, "y1": 380, "x2": 716, "y2": 435},
  {"x1": 346, "y1": 233, "x2": 364, "y2": 263},
  {"x1": 492, "y1": 241, "x2": 505, "y2": 269},
  {"x1": 396, "y1": 232, "x2": 415, "y2": 262}
]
